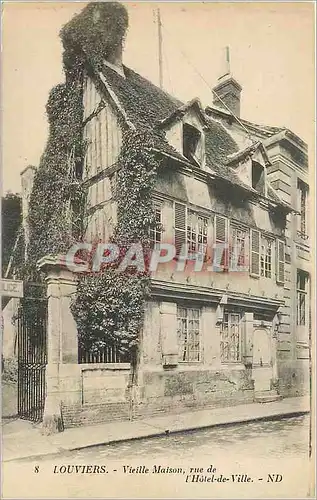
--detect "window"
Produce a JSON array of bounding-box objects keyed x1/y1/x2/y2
[
  {"x1": 297, "y1": 180, "x2": 308, "y2": 238},
  {"x1": 183, "y1": 123, "x2": 202, "y2": 165},
  {"x1": 177, "y1": 307, "x2": 201, "y2": 362},
  {"x1": 174, "y1": 203, "x2": 208, "y2": 260},
  {"x1": 150, "y1": 204, "x2": 162, "y2": 248},
  {"x1": 230, "y1": 226, "x2": 247, "y2": 270},
  {"x1": 220, "y1": 311, "x2": 242, "y2": 362},
  {"x1": 250, "y1": 230, "x2": 277, "y2": 280},
  {"x1": 260, "y1": 236, "x2": 273, "y2": 278},
  {"x1": 276, "y1": 239, "x2": 285, "y2": 284},
  {"x1": 252, "y1": 161, "x2": 265, "y2": 195},
  {"x1": 187, "y1": 210, "x2": 208, "y2": 260},
  {"x1": 297, "y1": 270, "x2": 309, "y2": 326}
]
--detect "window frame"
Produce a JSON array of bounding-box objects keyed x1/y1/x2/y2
[
  {"x1": 220, "y1": 310, "x2": 242, "y2": 363},
  {"x1": 182, "y1": 123, "x2": 203, "y2": 166},
  {"x1": 174, "y1": 203, "x2": 209, "y2": 261},
  {"x1": 250, "y1": 230, "x2": 277, "y2": 281},
  {"x1": 260, "y1": 235, "x2": 274, "y2": 279},
  {"x1": 229, "y1": 223, "x2": 248, "y2": 271},
  {"x1": 187, "y1": 209, "x2": 209, "y2": 261},
  {"x1": 297, "y1": 270, "x2": 309, "y2": 326},
  {"x1": 276, "y1": 239, "x2": 285, "y2": 285},
  {"x1": 251, "y1": 160, "x2": 266, "y2": 196},
  {"x1": 177, "y1": 306, "x2": 202, "y2": 363},
  {"x1": 150, "y1": 202, "x2": 163, "y2": 248}
]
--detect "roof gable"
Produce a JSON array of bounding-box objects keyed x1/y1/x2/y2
[
  {"x1": 226, "y1": 141, "x2": 271, "y2": 167},
  {"x1": 158, "y1": 98, "x2": 208, "y2": 130}
]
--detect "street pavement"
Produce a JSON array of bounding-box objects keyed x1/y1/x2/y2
[
  {"x1": 2, "y1": 414, "x2": 313, "y2": 499},
  {"x1": 2, "y1": 396, "x2": 310, "y2": 463}
]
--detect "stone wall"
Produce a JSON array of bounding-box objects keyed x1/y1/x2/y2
[
  {"x1": 277, "y1": 359, "x2": 310, "y2": 397},
  {"x1": 60, "y1": 367, "x2": 254, "y2": 428},
  {"x1": 135, "y1": 367, "x2": 254, "y2": 419}
]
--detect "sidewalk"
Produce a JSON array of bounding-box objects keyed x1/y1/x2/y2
[{"x1": 2, "y1": 396, "x2": 310, "y2": 463}]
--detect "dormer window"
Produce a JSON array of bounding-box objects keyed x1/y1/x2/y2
[
  {"x1": 252, "y1": 161, "x2": 265, "y2": 195},
  {"x1": 183, "y1": 123, "x2": 202, "y2": 166}
]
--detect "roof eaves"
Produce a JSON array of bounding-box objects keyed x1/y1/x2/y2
[
  {"x1": 266, "y1": 183, "x2": 295, "y2": 213},
  {"x1": 153, "y1": 143, "x2": 293, "y2": 212},
  {"x1": 153, "y1": 146, "x2": 260, "y2": 195}
]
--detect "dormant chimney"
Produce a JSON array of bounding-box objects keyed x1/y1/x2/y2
[{"x1": 212, "y1": 47, "x2": 242, "y2": 118}]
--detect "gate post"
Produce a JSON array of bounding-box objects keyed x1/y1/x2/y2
[{"x1": 37, "y1": 255, "x2": 78, "y2": 434}]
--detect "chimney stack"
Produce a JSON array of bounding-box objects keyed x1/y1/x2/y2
[
  {"x1": 61, "y1": 2, "x2": 129, "y2": 79},
  {"x1": 212, "y1": 47, "x2": 242, "y2": 117}
]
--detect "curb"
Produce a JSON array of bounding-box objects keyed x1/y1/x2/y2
[{"x1": 3, "y1": 408, "x2": 309, "y2": 464}]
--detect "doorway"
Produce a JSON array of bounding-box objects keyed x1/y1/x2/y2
[{"x1": 252, "y1": 327, "x2": 273, "y2": 392}]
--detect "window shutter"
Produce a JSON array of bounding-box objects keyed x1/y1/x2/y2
[
  {"x1": 250, "y1": 229, "x2": 260, "y2": 277},
  {"x1": 214, "y1": 215, "x2": 229, "y2": 268},
  {"x1": 174, "y1": 203, "x2": 186, "y2": 256},
  {"x1": 276, "y1": 239, "x2": 285, "y2": 284},
  {"x1": 214, "y1": 214, "x2": 228, "y2": 242}
]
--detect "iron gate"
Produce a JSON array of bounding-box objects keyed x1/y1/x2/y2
[{"x1": 17, "y1": 298, "x2": 47, "y2": 422}]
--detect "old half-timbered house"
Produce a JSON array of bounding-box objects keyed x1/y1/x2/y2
[
  {"x1": 10, "y1": 3, "x2": 309, "y2": 429},
  {"x1": 48, "y1": 3, "x2": 307, "y2": 427}
]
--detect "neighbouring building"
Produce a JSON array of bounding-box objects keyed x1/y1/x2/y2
[
  {"x1": 5, "y1": 3, "x2": 311, "y2": 429},
  {"x1": 206, "y1": 61, "x2": 311, "y2": 397}
]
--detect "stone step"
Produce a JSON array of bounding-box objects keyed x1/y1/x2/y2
[{"x1": 254, "y1": 391, "x2": 283, "y2": 403}]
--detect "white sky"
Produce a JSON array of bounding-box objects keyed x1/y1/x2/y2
[{"x1": 2, "y1": 1, "x2": 315, "y2": 194}]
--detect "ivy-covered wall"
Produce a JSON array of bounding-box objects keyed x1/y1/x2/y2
[
  {"x1": 24, "y1": 2, "x2": 161, "y2": 358},
  {"x1": 71, "y1": 130, "x2": 160, "y2": 357}
]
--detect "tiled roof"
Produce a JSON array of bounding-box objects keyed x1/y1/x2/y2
[
  {"x1": 101, "y1": 64, "x2": 240, "y2": 169},
  {"x1": 98, "y1": 64, "x2": 291, "y2": 210},
  {"x1": 206, "y1": 105, "x2": 285, "y2": 139},
  {"x1": 102, "y1": 64, "x2": 182, "y2": 130}
]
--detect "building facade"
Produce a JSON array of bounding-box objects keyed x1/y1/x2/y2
[
  {"x1": 51, "y1": 20, "x2": 310, "y2": 428},
  {"x1": 6, "y1": 3, "x2": 311, "y2": 429}
]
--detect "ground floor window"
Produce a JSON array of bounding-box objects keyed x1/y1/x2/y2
[
  {"x1": 220, "y1": 311, "x2": 242, "y2": 362},
  {"x1": 177, "y1": 306, "x2": 201, "y2": 362}
]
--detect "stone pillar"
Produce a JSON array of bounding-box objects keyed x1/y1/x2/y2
[
  {"x1": 160, "y1": 302, "x2": 178, "y2": 367},
  {"x1": 37, "y1": 255, "x2": 78, "y2": 434},
  {"x1": 242, "y1": 312, "x2": 254, "y2": 367}
]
